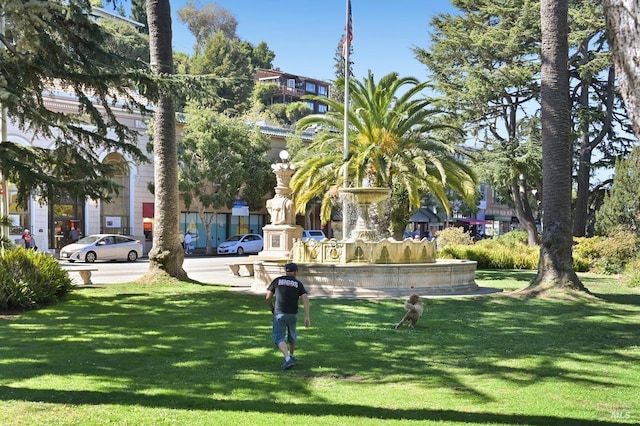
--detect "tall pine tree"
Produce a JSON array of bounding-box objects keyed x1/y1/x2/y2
[
  {"x1": 0, "y1": 0, "x2": 153, "y2": 207},
  {"x1": 595, "y1": 147, "x2": 640, "y2": 234}
]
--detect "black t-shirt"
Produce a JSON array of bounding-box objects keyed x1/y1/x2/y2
[{"x1": 267, "y1": 275, "x2": 308, "y2": 314}]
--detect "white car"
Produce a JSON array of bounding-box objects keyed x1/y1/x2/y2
[
  {"x1": 217, "y1": 234, "x2": 263, "y2": 255},
  {"x1": 302, "y1": 229, "x2": 327, "y2": 242},
  {"x1": 60, "y1": 234, "x2": 143, "y2": 263}
]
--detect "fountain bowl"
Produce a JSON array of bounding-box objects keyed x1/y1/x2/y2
[{"x1": 339, "y1": 187, "x2": 392, "y2": 204}]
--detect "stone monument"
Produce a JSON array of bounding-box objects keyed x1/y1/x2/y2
[{"x1": 258, "y1": 150, "x2": 302, "y2": 259}]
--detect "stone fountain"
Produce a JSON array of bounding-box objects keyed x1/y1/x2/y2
[{"x1": 251, "y1": 174, "x2": 479, "y2": 297}]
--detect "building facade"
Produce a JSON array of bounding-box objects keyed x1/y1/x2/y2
[
  {"x1": 5, "y1": 87, "x2": 155, "y2": 254},
  {"x1": 255, "y1": 68, "x2": 330, "y2": 114},
  {"x1": 5, "y1": 92, "x2": 323, "y2": 254}
]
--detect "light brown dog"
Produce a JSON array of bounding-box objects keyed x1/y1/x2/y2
[{"x1": 395, "y1": 293, "x2": 424, "y2": 329}]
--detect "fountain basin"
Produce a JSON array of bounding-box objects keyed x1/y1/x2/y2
[{"x1": 252, "y1": 259, "x2": 479, "y2": 298}]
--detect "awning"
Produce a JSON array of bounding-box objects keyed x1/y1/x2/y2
[
  {"x1": 456, "y1": 218, "x2": 492, "y2": 225},
  {"x1": 410, "y1": 208, "x2": 443, "y2": 223}
]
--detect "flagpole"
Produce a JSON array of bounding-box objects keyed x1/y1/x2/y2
[
  {"x1": 0, "y1": 15, "x2": 9, "y2": 240},
  {"x1": 342, "y1": 0, "x2": 351, "y2": 241}
]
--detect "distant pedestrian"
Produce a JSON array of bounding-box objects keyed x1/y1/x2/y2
[
  {"x1": 22, "y1": 229, "x2": 36, "y2": 250},
  {"x1": 184, "y1": 230, "x2": 193, "y2": 254},
  {"x1": 69, "y1": 227, "x2": 79, "y2": 243},
  {"x1": 266, "y1": 263, "x2": 310, "y2": 370}
]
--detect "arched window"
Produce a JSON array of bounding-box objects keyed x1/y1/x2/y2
[{"x1": 101, "y1": 153, "x2": 131, "y2": 235}]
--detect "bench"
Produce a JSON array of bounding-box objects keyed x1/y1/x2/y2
[
  {"x1": 65, "y1": 268, "x2": 99, "y2": 285},
  {"x1": 227, "y1": 263, "x2": 255, "y2": 277}
]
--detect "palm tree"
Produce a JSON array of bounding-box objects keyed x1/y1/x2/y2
[
  {"x1": 144, "y1": 0, "x2": 187, "y2": 279},
  {"x1": 293, "y1": 71, "x2": 477, "y2": 239},
  {"x1": 528, "y1": 0, "x2": 586, "y2": 294}
]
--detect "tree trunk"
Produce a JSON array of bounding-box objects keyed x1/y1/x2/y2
[
  {"x1": 528, "y1": 0, "x2": 586, "y2": 295},
  {"x1": 604, "y1": 0, "x2": 640, "y2": 139},
  {"x1": 510, "y1": 177, "x2": 540, "y2": 246},
  {"x1": 573, "y1": 69, "x2": 592, "y2": 237},
  {"x1": 144, "y1": 0, "x2": 187, "y2": 280},
  {"x1": 573, "y1": 65, "x2": 615, "y2": 237},
  {"x1": 197, "y1": 209, "x2": 216, "y2": 255}
]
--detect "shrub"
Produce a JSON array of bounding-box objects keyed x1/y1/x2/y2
[
  {"x1": 623, "y1": 257, "x2": 640, "y2": 288},
  {"x1": 439, "y1": 232, "x2": 631, "y2": 273},
  {"x1": 434, "y1": 226, "x2": 473, "y2": 249},
  {"x1": 491, "y1": 230, "x2": 530, "y2": 246},
  {"x1": 438, "y1": 243, "x2": 539, "y2": 269},
  {"x1": 572, "y1": 255, "x2": 591, "y2": 273},
  {"x1": 0, "y1": 247, "x2": 74, "y2": 311},
  {"x1": 590, "y1": 231, "x2": 639, "y2": 274},
  {"x1": 572, "y1": 236, "x2": 602, "y2": 268}
]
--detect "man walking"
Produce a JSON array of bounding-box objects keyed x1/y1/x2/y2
[{"x1": 266, "y1": 263, "x2": 310, "y2": 370}]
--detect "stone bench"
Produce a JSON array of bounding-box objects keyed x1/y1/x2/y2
[
  {"x1": 65, "y1": 268, "x2": 99, "y2": 285},
  {"x1": 227, "y1": 263, "x2": 255, "y2": 277}
]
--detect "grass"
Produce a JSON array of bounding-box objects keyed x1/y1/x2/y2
[{"x1": 0, "y1": 270, "x2": 639, "y2": 425}]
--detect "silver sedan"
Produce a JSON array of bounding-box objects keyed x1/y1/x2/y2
[
  {"x1": 216, "y1": 234, "x2": 263, "y2": 255},
  {"x1": 60, "y1": 234, "x2": 143, "y2": 263}
]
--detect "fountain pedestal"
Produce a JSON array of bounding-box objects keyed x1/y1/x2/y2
[{"x1": 258, "y1": 153, "x2": 302, "y2": 260}]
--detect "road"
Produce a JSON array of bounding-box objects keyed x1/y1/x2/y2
[{"x1": 59, "y1": 255, "x2": 256, "y2": 287}]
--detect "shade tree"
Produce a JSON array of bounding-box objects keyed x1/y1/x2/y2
[
  {"x1": 569, "y1": 0, "x2": 635, "y2": 237},
  {"x1": 417, "y1": 0, "x2": 635, "y2": 244},
  {"x1": 179, "y1": 103, "x2": 274, "y2": 254},
  {"x1": 415, "y1": 0, "x2": 542, "y2": 246},
  {"x1": 0, "y1": 0, "x2": 153, "y2": 208},
  {"x1": 177, "y1": 1, "x2": 238, "y2": 54},
  {"x1": 595, "y1": 146, "x2": 640, "y2": 234}
]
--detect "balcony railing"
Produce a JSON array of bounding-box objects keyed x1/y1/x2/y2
[{"x1": 272, "y1": 86, "x2": 306, "y2": 98}]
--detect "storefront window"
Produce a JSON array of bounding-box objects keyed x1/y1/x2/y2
[
  {"x1": 50, "y1": 192, "x2": 85, "y2": 250},
  {"x1": 7, "y1": 183, "x2": 28, "y2": 235},
  {"x1": 101, "y1": 153, "x2": 130, "y2": 235}
]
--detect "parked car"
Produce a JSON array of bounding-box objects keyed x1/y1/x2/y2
[
  {"x1": 60, "y1": 234, "x2": 143, "y2": 263},
  {"x1": 302, "y1": 229, "x2": 327, "y2": 242},
  {"x1": 217, "y1": 234, "x2": 264, "y2": 255}
]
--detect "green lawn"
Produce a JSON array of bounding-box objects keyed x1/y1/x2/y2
[{"x1": 0, "y1": 270, "x2": 638, "y2": 425}]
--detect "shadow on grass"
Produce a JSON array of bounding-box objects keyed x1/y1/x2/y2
[
  {"x1": 593, "y1": 293, "x2": 640, "y2": 305},
  {"x1": 475, "y1": 269, "x2": 538, "y2": 283},
  {"x1": 0, "y1": 386, "x2": 628, "y2": 426},
  {"x1": 0, "y1": 279, "x2": 639, "y2": 424},
  {"x1": 0, "y1": 384, "x2": 632, "y2": 425}
]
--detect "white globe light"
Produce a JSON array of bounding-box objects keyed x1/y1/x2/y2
[{"x1": 279, "y1": 150, "x2": 290, "y2": 161}]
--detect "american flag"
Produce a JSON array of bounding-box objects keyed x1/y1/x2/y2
[{"x1": 342, "y1": 0, "x2": 352, "y2": 59}]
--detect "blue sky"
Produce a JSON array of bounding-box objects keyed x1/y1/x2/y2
[{"x1": 168, "y1": 0, "x2": 457, "y2": 83}]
